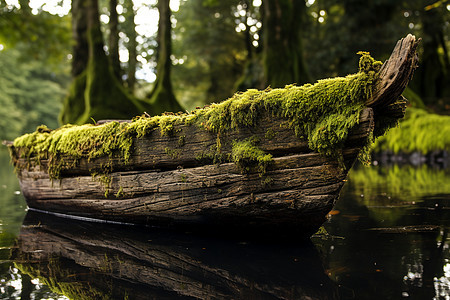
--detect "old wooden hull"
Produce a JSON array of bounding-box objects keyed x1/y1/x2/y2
[{"x1": 12, "y1": 109, "x2": 374, "y2": 237}]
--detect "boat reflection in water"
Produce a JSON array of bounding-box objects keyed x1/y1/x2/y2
[{"x1": 12, "y1": 210, "x2": 338, "y2": 299}]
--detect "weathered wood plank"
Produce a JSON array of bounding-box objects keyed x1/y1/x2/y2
[
  {"x1": 19, "y1": 151, "x2": 352, "y2": 201},
  {"x1": 14, "y1": 108, "x2": 373, "y2": 176},
  {"x1": 366, "y1": 34, "x2": 420, "y2": 108}
]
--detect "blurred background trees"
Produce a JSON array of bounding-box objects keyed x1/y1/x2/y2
[{"x1": 0, "y1": 0, "x2": 449, "y2": 139}]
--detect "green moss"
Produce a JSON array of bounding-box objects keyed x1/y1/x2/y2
[
  {"x1": 231, "y1": 138, "x2": 273, "y2": 174},
  {"x1": 265, "y1": 128, "x2": 275, "y2": 140},
  {"x1": 180, "y1": 174, "x2": 187, "y2": 183},
  {"x1": 13, "y1": 52, "x2": 391, "y2": 180},
  {"x1": 373, "y1": 108, "x2": 450, "y2": 153},
  {"x1": 164, "y1": 147, "x2": 181, "y2": 159},
  {"x1": 191, "y1": 52, "x2": 382, "y2": 162},
  {"x1": 115, "y1": 186, "x2": 124, "y2": 198},
  {"x1": 14, "y1": 121, "x2": 133, "y2": 178},
  {"x1": 178, "y1": 135, "x2": 186, "y2": 147}
]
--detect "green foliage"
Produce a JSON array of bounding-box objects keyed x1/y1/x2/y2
[
  {"x1": 305, "y1": 0, "x2": 449, "y2": 109},
  {"x1": 304, "y1": 0, "x2": 407, "y2": 79},
  {"x1": 172, "y1": 0, "x2": 247, "y2": 109},
  {"x1": 0, "y1": 4, "x2": 71, "y2": 65},
  {"x1": 374, "y1": 108, "x2": 450, "y2": 153},
  {"x1": 0, "y1": 47, "x2": 69, "y2": 140}
]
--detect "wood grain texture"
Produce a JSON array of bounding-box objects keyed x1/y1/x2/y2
[{"x1": 366, "y1": 34, "x2": 419, "y2": 109}]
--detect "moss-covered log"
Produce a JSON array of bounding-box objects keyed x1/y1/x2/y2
[{"x1": 7, "y1": 35, "x2": 419, "y2": 235}]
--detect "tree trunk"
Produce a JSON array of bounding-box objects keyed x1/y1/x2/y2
[
  {"x1": 123, "y1": 0, "x2": 137, "y2": 93},
  {"x1": 235, "y1": 0, "x2": 310, "y2": 91},
  {"x1": 108, "y1": 0, "x2": 122, "y2": 82},
  {"x1": 147, "y1": 0, "x2": 183, "y2": 114},
  {"x1": 60, "y1": 0, "x2": 153, "y2": 125},
  {"x1": 262, "y1": 0, "x2": 310, "y2": 87},
  {"x1": 411, "y1": 5, "x2": 450, "y2": 105},
  {"x1": 59, "y1": 0, "x2": 88, "y2": 124}
]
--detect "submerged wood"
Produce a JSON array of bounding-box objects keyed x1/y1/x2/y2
[{"x1": 7, "y1": 35, "x2": 419, "y2": 237}]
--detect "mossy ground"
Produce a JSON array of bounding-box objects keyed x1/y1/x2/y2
[
  {"x1": 373, "y1": 108, "x2": 450, "y2": 154},
  {"x1": 13, "y1": 52, "x2": 389, "y2": 179}
]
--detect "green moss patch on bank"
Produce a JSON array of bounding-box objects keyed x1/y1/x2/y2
[
  {"x1": 373, "y1": 108, "x2": 450, "y2": 154},
  {"x1": 13, "y1": 52, "x2": 388, "y2": 179}
]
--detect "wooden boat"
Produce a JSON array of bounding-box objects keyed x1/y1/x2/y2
[
  {"x1": 6, "y1": 35, "x2": 419, "y2": 238},
  {"x1": 12, "y1": 211, "x2": 339, "y2": 299}
]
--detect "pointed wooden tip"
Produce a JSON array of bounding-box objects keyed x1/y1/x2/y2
[{"x1": 365, "y1": 34, "x2": 420, "y2": 108}]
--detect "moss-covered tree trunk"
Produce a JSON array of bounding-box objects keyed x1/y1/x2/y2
[
  {"x1": 262, "y1": 0, "x2": 310, "y2": 88},
  {"x1": 59, "y1": 0, "x2": 88, "y2": 124},
  {"x1": 60, "y1": 0, "x2": 152, "y2": 125},
  {"x1": 147, "y1": 0, "x2": 183, "y2": 114}
]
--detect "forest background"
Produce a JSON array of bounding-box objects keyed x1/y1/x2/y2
[{"x1": 0, "y1": 0, "x2": 449, "y2": 152}]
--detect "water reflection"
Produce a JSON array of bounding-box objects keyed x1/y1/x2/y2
[
  {"x1": 1, "y1": 148, "x2": 450, "y2": 299},
  {"x1": 0, "y1": 148, "x2": 31, "y2": 299},
  {"x1": 12, "y1": 211, "x2": 338, "y2": 299},
  {"x1": 314, "y1": 165, "x2": 450, "y2": 299}
]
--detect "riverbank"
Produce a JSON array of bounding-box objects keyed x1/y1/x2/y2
[{"x1": 372, "y1": 108, "x2": 450, "y2": 168}]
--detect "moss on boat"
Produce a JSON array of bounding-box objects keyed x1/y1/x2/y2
[{"x1": 13, "y1": 52, "x2": 388, "y2": 178}]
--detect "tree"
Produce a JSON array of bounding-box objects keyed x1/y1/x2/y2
[
  {"x1": 173, "y1": 0, "x2": 248, "y2": 108},
  {"x1": 409, "y1": 1, "x2": 450, "y2": 107},
  {"x1": 0, "y1": 1, "x2": 71, "y2": 64},
  {"x1": 0, "y1": 3, "x2": 70, "y2": 139},
  {"x1": 122, "y1": 0, "x2": 138, "y2": 92},
  {"x1": 262, "y1": 0, "x2": 311, "y2": 87},
  {"x1": 236, "y1": 0, "x2": 311, "y2": 90},
  {"x1": 60, "y1": 0, "x2": 153, "y2": 124},
  {"x1": 147, "y1": 0, "x2": 183, "y2": 114},
  {"x1": 108, "y1": 0, "x2": 122, "y2": 81}
]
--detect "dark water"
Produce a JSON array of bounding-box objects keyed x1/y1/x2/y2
[{"x1": 1, "y1": 147, "x2": 449, "y2": 299}]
